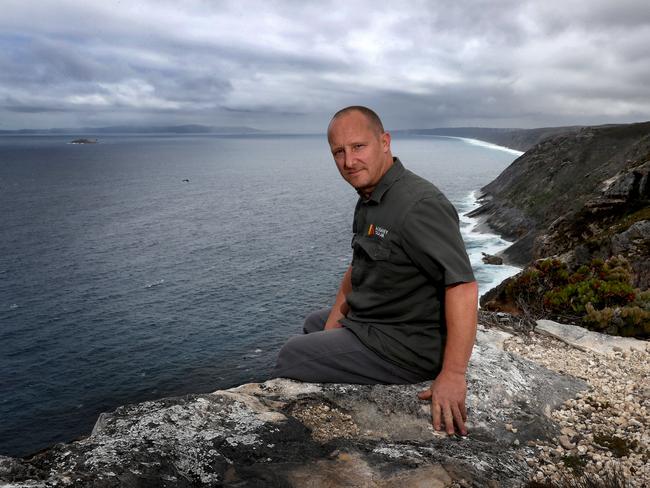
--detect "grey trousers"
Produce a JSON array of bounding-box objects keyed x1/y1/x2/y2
[{"x1": 272, "y1": 308, "x2": 432, "y2": 384}]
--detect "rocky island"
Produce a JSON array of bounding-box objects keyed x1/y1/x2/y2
[{"x1": 69, "y1": 138, "x2": 98, "y2": 144}]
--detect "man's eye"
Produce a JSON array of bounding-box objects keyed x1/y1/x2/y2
[{"x1": 353, "y1": 144, "x2": 364, "y2": 150}]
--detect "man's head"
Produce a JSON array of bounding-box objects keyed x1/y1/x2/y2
[{"x1": 327, "y1": 106, "x2": 393, "y2": 197}]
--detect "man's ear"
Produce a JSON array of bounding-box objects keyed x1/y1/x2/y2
[{"x1": 381, "y1": 131, "x2": 391, "y2": 152}]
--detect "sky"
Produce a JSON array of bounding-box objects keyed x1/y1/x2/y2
[{"x1": 1, "y1": 0, "x2": 649, "y2": 132}]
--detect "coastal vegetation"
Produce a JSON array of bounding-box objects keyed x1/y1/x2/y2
[{"x1": 488, "y1": 256, "x2": 649, "y2": 337}]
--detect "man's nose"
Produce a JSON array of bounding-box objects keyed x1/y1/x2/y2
[{"x1": 343, "y1": 150, "x2": 354, "y2": 168}]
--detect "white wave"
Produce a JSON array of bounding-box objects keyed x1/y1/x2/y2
[
  {"x1": 440, "y1": 136, "x2": 524, "y2": 156},
  {"x1": 144, "y1": 279, "x2": 165, "y2": 289},
  {"x1": 458, "y1": 191, "x2": 522, "y2": 300},
  {"x1": 473, "y1": 262, "x2": 521, "y2": 298}
]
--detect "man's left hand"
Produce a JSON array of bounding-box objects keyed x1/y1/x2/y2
[{"x1": 417, "y1": 370, "x2": 468, "y2": 436}]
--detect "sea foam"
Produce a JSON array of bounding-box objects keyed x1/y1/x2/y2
[
  {"x1": 457, "y1": 190, "x2": 522, "y2": 300},
  {"x1": 442, "y1": 136, "x2": 525, "y2": 156}
]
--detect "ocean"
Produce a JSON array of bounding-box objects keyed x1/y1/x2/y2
[{"x1": 0, "y1": 133, "x2": 521, "y2": 457}]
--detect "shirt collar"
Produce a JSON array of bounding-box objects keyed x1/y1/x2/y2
[{"x1": 360, "y1": 157, "x2": 405, "y2": 204}]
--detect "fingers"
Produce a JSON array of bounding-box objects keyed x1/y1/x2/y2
[
  {"x1": 452, "y1": 403, "x2": 467, "y2": 436},
  {"x1": 432, "y1": 401, "x2": 441, "y2": 431},
  {"x1": 433, "y1": 400, "x2": 468, "y2": 436},
  {"x1": 417, "y1": 386, "x2": 468, "y2": 436},
  {"x1": 443, "y1": 404, "x2": 455, "y2": 435},
  {"x1": 417, "y1": 389, "x2": 432, "y2": 400}
]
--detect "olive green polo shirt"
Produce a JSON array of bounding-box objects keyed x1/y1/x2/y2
[{"x1": 340, "y1": 157, "x2": 475, "y2": 378}]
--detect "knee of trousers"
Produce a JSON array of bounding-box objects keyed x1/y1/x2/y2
[
  {"x1": 274, "y1": 336, "x2": 307, "y2": 371},
  {"x1": 303, "y1": 310, "x2": 326, "y2": 334}
]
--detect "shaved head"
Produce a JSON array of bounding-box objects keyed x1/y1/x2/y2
[
  {"x1": 328, "y1": 106, "x2": 385, "y2": 140},
  {"x1": 327, "y1": 105, "x2": 393, "y2": 197}
]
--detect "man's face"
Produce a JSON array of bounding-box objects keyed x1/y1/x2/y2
[{"x1": 327, "y1": 111, "x2": 392, "y2": 196}]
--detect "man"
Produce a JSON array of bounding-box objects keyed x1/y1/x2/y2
[{"x1": 273, "y1": 106, "x2": 478, "y2": 436}]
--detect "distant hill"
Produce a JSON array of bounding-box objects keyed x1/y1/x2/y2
[
  {"x1": 395, "y1": 126, "x2": 583, "y2": 152},
  {"x1": 0, "y1": 125, "x2": 263, "y2": 135},
  {"x1": 4, "y1": 125, "x2": 580, "y2": 149}
]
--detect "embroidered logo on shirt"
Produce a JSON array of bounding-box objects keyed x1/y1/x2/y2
[{"x1": 368, "y1": 224, "x2": 389, "y2": 239}]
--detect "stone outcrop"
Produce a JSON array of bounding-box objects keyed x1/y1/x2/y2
[
  {"x1": 535, "y1": 319, "x2": 648, "y2": 354},
  {"x1": 0, "y1": 327, "x2": 587, "y2": 487},
  {"x1": 481, "y1": 253, "x2": 504, "y2": 265},
  {"x1": 538, "y1": 159, "x2": 650, "y2": 289}
]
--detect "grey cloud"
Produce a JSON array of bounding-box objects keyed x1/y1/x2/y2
[
  {"x1": 4, "y1": 105, "x2": 68, "y2": 113},
  {"x1": 0, "y1": 0, "x2": 648, "y2": 130}
]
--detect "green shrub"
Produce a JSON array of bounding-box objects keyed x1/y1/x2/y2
[
  {"x1": 504, "y1": 258, "x2": 569, "y2": 315},
  {"x1": 583, "y1": 304, "x2": 650, "y2": 337},
  {"x1": 544, "y1": 278, "x2": 636, "y2": 315},
  {"x1": 503, "y1": 255, "x2": 649, "y2": 337}
]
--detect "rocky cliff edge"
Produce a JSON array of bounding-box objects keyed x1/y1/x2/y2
[{"x1": 0, "y1": 326, "x2": 589, "y2": 487}]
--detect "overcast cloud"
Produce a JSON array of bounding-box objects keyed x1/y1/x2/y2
[{"x1": 1, "y1": 0, "x2": 649, "y2": 131}]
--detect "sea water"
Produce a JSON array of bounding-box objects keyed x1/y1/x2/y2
[{"x1": 0, "y1": 133, "x2": 521, "y2": 456}]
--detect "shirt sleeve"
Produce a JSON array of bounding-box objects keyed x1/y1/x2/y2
[{"x1": 400, "y1": 194, "x2": 476, "y2": 285}]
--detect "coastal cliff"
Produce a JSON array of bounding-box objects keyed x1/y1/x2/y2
[
  {"x1": 468, "y1": 122, "x2": 650, "y2": 281},
  {"x1": 467, "y1": 121, "x2": 649, "y2": 336}
]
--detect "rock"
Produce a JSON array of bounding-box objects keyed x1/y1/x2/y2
[
  {"x1": 560, "y1": 427, "x2": 577, "y2": 437},
  {"x1": 0, "y1": 328, "x2": 587, "y2": 488},
  {"x1": 536, "y1": 319, "x2": 648, "y2": 354},
  {"x1": 558, "y1": 435, "x2": 575, "y2": 450},
  {"x1": 482, "y1": 252, "x2": 504, "y2": 265},
  {"x1": 476, "y1": 324, "x2": 513, "y2": 350},
  {"x1": 288, "y1": 451, "x2": 453, "y2": 487}
]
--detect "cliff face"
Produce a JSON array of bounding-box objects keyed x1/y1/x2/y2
[{"x1": 468, "y1": 121, "x2": 650, "y2": 288}]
